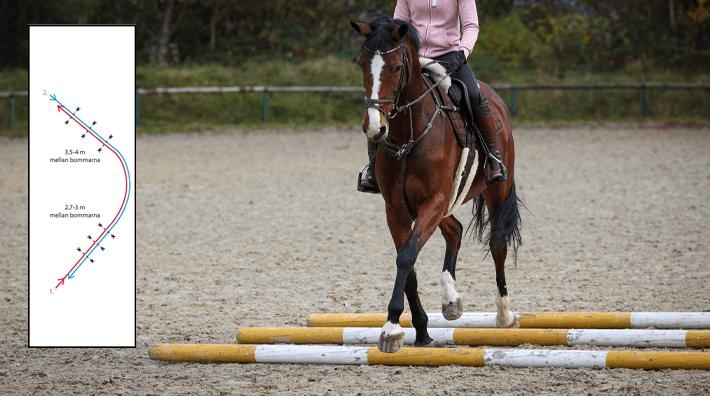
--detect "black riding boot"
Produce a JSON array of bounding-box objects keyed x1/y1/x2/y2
[
  {"x1": 473, "y1": 96, "x2": 507, "y2": 185},
  {"x1": 357, "y1": 140, "x2": 380, "y2": 193}
]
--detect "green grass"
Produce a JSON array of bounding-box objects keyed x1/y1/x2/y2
[{"x1": 2, "y1": 56, "x2": 708, "y2": 137}]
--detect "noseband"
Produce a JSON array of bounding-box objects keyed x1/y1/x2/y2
[{"x1": 362, "y1": 42, "x2": 410, "y2": 125}]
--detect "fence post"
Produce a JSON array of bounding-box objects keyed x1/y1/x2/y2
[
  {"x1": 9, "y1": 94, "x2": 16, "y2": 127},
  {"x1": 262, "y1": 89, "x2": 270, "y2": 122},
  {"x1": 135, "y1": 90, "x2": 141, "y2": 127},
  {"x1": 510, "y1": 86, "x2": 518, "y2": 118},
  {"x1": 640, "y1": 84, "x2": 649, "y2": 117}
]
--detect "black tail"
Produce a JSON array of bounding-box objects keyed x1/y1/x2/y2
[{"x1": 468, "y1": 183, "x2": 523, "y2": 261}]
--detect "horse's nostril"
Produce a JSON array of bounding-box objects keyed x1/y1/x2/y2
[{"x1": 379, "y1": 126, "x2": 386, "y2": 135}]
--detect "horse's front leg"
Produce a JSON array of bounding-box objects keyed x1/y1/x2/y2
[
  {"x1": 404, "y1": 268, "x2": 433, "y2": 347},
  {"x1": 380, "y1": 199, "x2": 446, "y2": 353}
]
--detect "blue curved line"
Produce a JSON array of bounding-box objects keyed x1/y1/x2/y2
[{"x1": 51, "y1": 95, "x2": 132, "y2": 279}]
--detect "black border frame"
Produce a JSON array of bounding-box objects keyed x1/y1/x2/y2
[{"x1": 28, "y1": 24, "x2": 137, "y2": 349}]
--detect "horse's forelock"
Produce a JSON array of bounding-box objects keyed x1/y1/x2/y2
[
  {"x1": 363, "y1": 16, "x2": 419, "y2": 54},
  {"x1": 363, "y1": 26, "x2": 398, "y2": 54}
]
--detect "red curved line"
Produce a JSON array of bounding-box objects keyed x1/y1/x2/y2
[{"x1": 56, "y1": 106, "x2": 129, "y2": 288}]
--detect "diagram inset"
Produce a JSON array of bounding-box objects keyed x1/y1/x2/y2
[{"x1": 29, "y1": 25, "x2": 136, "y2": 347}]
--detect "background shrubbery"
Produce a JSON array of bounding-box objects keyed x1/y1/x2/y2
[{"x1": 1, "y1": 0, "x2": 708, "y2": 135}]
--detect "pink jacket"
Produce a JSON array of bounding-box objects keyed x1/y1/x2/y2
[{"x1": 394, "y1": 0, "x2": 480, "y2": 59}]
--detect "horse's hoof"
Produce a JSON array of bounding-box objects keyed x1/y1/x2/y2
[
  {"x1": 496, "y1": 310, "x2": 518, "y2": 328},
  {"x1": 414, "y1": 334, "x2": 434, "y2": 347},
  {"x1": 442, "y1": 298, "x2": 463, "y2": 320},
  {"x1": 378, "y1": 322, "x2": 405, "y2": 353}
]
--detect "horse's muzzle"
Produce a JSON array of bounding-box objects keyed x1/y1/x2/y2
[
  {"x1": 364, "y1": 123, "x2": 388, "y2": 142},
  {"x1": 364, "y1": 106, "x2": 389, "y2": 141}
]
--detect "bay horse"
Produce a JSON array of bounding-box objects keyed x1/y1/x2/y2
[{"x1": 350, "y1": 17, "x2": 522, "y2": 353}]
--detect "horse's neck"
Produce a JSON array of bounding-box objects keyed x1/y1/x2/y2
[
  {"x1": 403, "y1": 52, "x2": 426, "y2": 101},
  {"x1": 389, "y1": 72, "x2": 432, "y2": 140},
  {"x1": 403, "y1": 73, "x2": 428, "y2": 101}
]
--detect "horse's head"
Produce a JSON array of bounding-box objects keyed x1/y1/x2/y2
[{"x1": 351, "y1": 17, "x2": 414, "y2": 141}]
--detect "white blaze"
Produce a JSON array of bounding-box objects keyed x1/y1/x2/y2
[{"x1": 366, "y1": 54, "x2": 385, "y2": 138}]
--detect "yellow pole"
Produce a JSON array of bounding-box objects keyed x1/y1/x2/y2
[
  {"x1": 606, "y1": 351, "x2": 710, "y2": 370},
  {"x1": 149, "y1": 344, "x2": 257, "y2": 363}
]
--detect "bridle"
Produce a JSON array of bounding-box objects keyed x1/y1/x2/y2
[{"x1": 362, "y1": 42, "x2": 410, "y2": 128}]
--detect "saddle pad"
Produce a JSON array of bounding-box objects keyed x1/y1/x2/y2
[{"x1": 445, "y1": 146, "x2": 478, "y2": 217}]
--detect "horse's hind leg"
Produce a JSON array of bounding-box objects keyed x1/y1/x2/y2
[
  {"x1": 484, "y1": 183, "x2": 522, "y2": 328},
  {"x1": 438, "y1": 216, "x2": 463, "y2": 320},
  {"x1": 490, "y1": 235, "x2": 516, "y2": 327}
]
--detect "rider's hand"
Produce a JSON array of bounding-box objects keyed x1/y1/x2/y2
[{"x1": 445, "y1": 50, "x2": 467, "y2": 74}]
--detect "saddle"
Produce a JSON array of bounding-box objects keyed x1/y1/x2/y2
[{"x1": 420, "y1": 58, "x2": 477, "y2": 150}]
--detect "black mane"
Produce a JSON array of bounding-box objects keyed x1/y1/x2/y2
[{"x1": 363, "y1": 15, "x2": 420, "y2": 53}]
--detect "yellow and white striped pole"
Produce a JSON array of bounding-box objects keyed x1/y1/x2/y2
[
  {"x1": 306, "y1": 312, "x2": 710, "y2": 329},
  {"x1": 149, "y1": 344, "x2": 710, "y2": 369},
  {"x1": 235, "y1": 327, "x2": 710, "y2": 349}
]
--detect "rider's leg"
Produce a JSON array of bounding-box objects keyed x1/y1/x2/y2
[
  {"x1": 450, "y1": 62, "x2": 507, "y2": 184},
  {"x1": 358, "y1": 139, "x2": 380, "y2": 193}
]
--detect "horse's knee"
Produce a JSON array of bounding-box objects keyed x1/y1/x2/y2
[{"x1": 396, "y1": 240, "x2": 419, "y2": 270}]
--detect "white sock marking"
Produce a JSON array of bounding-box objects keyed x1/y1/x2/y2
[
  {"x1": 381, "y1": 320, "x2": 403, "y2": 337},
  {"x1": 440, "y1": 270, "x2": 460, "y2": 305},
  {"x1": 496, "y1": 292, "x2": 515, "y2": 327}
]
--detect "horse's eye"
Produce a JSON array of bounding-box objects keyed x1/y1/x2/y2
[{"x1": 393, "y1": 64, "x2": 403, "y2": 73}]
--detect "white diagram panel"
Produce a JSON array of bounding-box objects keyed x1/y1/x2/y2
[{"x1": 29, "y1": 26, "x2": 135, "y2": 347}]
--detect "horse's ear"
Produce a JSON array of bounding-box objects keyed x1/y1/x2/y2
[
  {"x1": 391, "y1": 23, "x2": 409, "y2": 42},
  {"x1": 350, "y1": 21, "x2": 373, "y2": 37}
]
